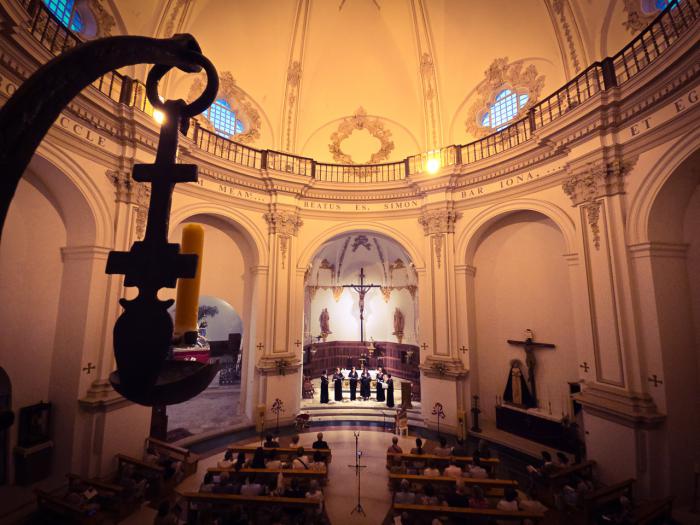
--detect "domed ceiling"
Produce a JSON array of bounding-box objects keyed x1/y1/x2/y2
[{"x1": 110, "y1": 0, "x2": 652, "y2": 163}]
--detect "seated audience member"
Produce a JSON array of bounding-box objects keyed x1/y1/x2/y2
[
  {"x1": 389, "y1": 456, "x2": 407, "y2": 475},
  {"x1": 250, "y1": 447, "x2": 267, "y2": 469},
  {"x1": 143, "y1": 446, "x2": 159, "y2": 466},
  {"x1": 517, "y1": 489, "x2": 549, "y2": 514},
  {"x1": 284, "y1": 478, "x2": 305, "y2": 498},
  {"x1": 445, "y1": 485, "x2": 469, "y2": 507},
  {"x1": 452, "y1": 438, "x2": 469, "y2": 457},
  {"x1": 477, "y1": 438, "x2": 492, "y2": 459},
  {"x1": 496, "y1": 487, "x2": 519, "y2": 512},
  {"x1": 468, "y1": 461, "x2": 488, "y2": 479},
  {"x1": 310, "y1": 451, "x2": 326, "y2": 471},
  {"x1": 443, "y1": 460, "x2": 462, "y2": 478},
  {"x1": 233, "y1": 451, "x2": 246, "y2": 471},
  {"x1": 153, "y1": 501, "x2": 178, "y2": 525},
  {"x1": 218, "y1": 449, "x2": 235, "y2": 469},
  {"x1": 388, "y1": 435, "x2": 403, "y2": 454},
  {"x1": 433, "y1": 436, "x2": 452, "y2": 457},
  {"x1": 305, "y1": 480, "x2": 324, "y2": 513},
  {"x1": 290, "y1": 434, "x2": 301, "y2": 447},
  {"x1": 423, "y1": 460, "x2": 440, "y2": 477},
  {"x1": 556, "y1": 451, "x2": 570, "y2": 467},
  {"x1": 266, "y1": 451, "x2": 283, "y2": 469},
  {"x1": 312, "y1": 432, "x2": 329, "y2": 449},
  {"x1": 394, "y1": 479, "x2": 416, "y2": 504},
  {"x1": 240, "y1": 476, "x2": 263, "y2": 496},
  {"x1": 410, "y1": 438, "x2": 425, "y2": 455},
  {"x1": 200, "y1": 472, "x2": 215, "y2": 492},
  {"x1": 212, "y1": 472, "x2": 232, "y2": 493},
  {"x1": 263, "y1": 433, "x2": 279, "y2": 448},
  {"x1": 468, "y1": 485, "x2": 489, "y2": 508},
  {"x1": 417, "y1": 483, "x2": 440, "y2": 505},
  {"x1": 291, "y1": 447, "x2": 310, "y2": 469},
  {"x1": 574, "y1": 474, "x2": 594, "y2": 495},
  {"x1": 118, "y1": 464, "x2": 148, "y2": 501}
]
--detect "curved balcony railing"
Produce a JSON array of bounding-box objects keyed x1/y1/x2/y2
[{"x1": 15, "y1": 0, "x2": 699, "y2": 183}]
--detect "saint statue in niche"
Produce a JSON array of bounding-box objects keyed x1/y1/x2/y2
[
  {"x1": 392, "y1": 307, "x2": 405, "y2": 343},
  {"x1": 319, "y1": 308, "x2": 331, "y2": 342},
  {"x1": 503, "y1": 360, "x2": 536, "y2": 408}
]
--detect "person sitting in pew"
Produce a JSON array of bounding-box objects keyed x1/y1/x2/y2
[
  {"x1": 410, "y1": 437, "x2": 425, "y2": 455},
  {"x1": 389, "y1": 455, "x2": 407, "y2": 476},
  {"x1": 395, "y1": 479, "x2": 416, "y2": 504},
  {"x1": 467, "y1": 460, "x2": 488, "y2": 479},
  {"x1": 477, "y1": 439, "x2": 492, "y2": 459},
  {"x1": 468, "y1": 485, "x2": 489, "y2": 508},
  {"x1": 290, "y1": 434, "x2": 301, "y2": 447},
  {"x1": 312, "y1": 432, "x2": 329, "y2": 449},
  {"x1": 284, "y1": 478, "x2": 305, "y2": 498},
  {"x1": 266, "y1": 450, "x2": 283, "y2": 469},
  {"x1": 218, "y1": 449, "x2": 235, "y2": 469},
  {"x1": 117, "y1": 464, "x2": 148, "y2": 502},
  {"x1": 305, "y1": 480, "x2": 324, "y2": 514},
  {"x1": 423, "y1": 460, "x2": 440, "y2": 477},
  {"x1": 443, "y1": 459, "x2": 463, "y2": 478},
  {"x1": 388, "y1": 436, "x2": 403, "y2": 455},
  {"x1": 291, "y1": 447, "x2": 310, "y2": 469},
  {"x1": 433, "y1": 436, "x2": 452, "y2": 457},
  {"x1": 452, "y1": 438, "x2": 470, "y2": 457},
  {"x1": 310, "y1": 451, "x2": 326, "y2": 471},
  {"x1": 445, "y1": 484, "x2": 469, "y2": 507},
  {"x1": 417, "y1": 483, "x2": 441, "y2": 505},
  {"x1": 496, "y1": 487, "x2": 519, "y2": 512},
  {"x1": 250, "y1": 447, "x2": 266, "y2": 469},
  {"x1": 556, "y1": 451, "x2": 570, "y2": 468},
  {"x1": 240, "y1": 476, "x2": 264, "y2": 496},
  {"x1": 199, "y1": 472, "x2": 215, "y2": 492},
  {"x1": 263, "y1": 433, "x2": 280, "y2": 448}
]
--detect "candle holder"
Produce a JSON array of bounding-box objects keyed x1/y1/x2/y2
[
  {"x1": 470, "y1": 395, "x2": 482, "y2": 433},
  {"x1": 271, "y1": 398, "x2": 285, "y2": 436},
  {"x1": 432, "y1": 402, "x2": 446, "y2": 437},
  {"x1": 0, "y1": 34, "x2": 221, "y2": 406}
]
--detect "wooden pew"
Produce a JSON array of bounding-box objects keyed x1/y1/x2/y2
[
  {"x1": 115, "y1": 453, "x2": 168, "y2": 502},
  {"x1": 535, "y1": 460, "x2": 596, "y2": 505},
  {"x1": 35, "y1": 489, "x2": 106, "y2": 525},
  {"x1": 207, "y1": 466, "x2": 327, "y2": 480},
  {"x1": 388, "y1": 472, "x2": 517, "y2": 490},
  {"x1": 227, "y1": 445, "x2": 332, "y2": 461},
  {"x1": 630, "y1": 497, "x2": 673, "y2": 525},
  {"x1": 145, "y1": 436, "x2": 199, "y2": 477},
  {"x1": 394, "y1": 503, "x2": 545, "y2": 523},
  {"x1": 66, "y1": 474, "x2": 137, "y2": 520},
  {"x1": 181, "y1": 492, "x2": 323, "y2": 525},
  {"x1": 387, "y1": 452, "x2": 499, "y2": 475},
  {"x1": 581, "y1": 478, "x2": 635, "y2": 524}
]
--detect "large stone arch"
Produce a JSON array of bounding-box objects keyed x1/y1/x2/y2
[
  {"x1": 297, "y1": 221, "x2": 426, "y2": 272},
  {"x1": 457, "y1": 198, "x2": 577, "y2": 266},
  {"x1": 627, "y1": 127, "x2": 700, "y2": 245}
]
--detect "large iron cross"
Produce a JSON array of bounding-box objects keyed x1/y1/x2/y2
[
  {"x1": 506, "y1": 333, "x2": 555, "y2": 406},
  {"x1": 343, "y1": 267, "x2": 381, "y2": 342}
]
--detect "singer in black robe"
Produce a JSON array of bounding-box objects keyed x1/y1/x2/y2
[
  {"x1": 333, "y1": 368, "x2": 344, "y2": 401},
  {"x1": 348, "y1": 367, "x2": 359, "y2": 401},
  {"x1": 386, "y1": 374, "x2": 395, "y2": 407},
  {"x1": 360, "y1": 368, "x2": 371, "y2": 400},
  {"x1": 376, "y1": 370, "x2": 385, "y2": 402},
  {"x1": 320, "y1": 371, "x2": 329, "y2": 404}
]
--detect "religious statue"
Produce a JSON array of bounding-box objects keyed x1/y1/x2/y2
[
  {"x1": 392, "y1": 307, "x2": 405, "y2": 344},
  {"x1": 503, "y1": 360, "x2": 536, "y2": 408},
  {"x1": 319, "y1": 308, "x2": 331, "y2": 342}
]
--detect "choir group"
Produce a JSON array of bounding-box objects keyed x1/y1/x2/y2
[{"x1": 319, "y1": 367, "x2": 395, "y2": 407}]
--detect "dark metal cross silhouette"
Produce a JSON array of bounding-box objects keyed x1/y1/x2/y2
[
  {"x1": 343, "y1": 268, "x2": 381, "y2": 342},
  {"x1": 82, "y1": 362, "x2": 96, "y2": 375},
  {"x1": 507, "y1": 334, "x2": 556, "y2": 406},
  {"x1": 580, "y1": 362, "x2": 590, "y2": 372},
  {"x1": 648, "y1": 374, "x2": 663, "y2": 387}
]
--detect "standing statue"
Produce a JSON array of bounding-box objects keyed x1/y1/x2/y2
[
  {"x1": 503, "y1": 360, "x2": 536, "y2": 408},
  {"x1": 392, "y1": 308, "x2": 405, "y2": 344},
  {"x1": 319, "y1": 307, "x2": 331, "y2": 342}
]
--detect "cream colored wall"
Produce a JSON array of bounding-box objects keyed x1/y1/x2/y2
[
  {"x1": 684, "y1": 185, "x2": 700, "y2": 377},
  {"x1": 472, "y1": 211, "x2": 578, "y2": 420}
]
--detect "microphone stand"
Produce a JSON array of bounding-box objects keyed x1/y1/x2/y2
[{"x1": 347, "y1": 431, "x2": 366, "y2": 516}]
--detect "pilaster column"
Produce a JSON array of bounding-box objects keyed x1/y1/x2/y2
[
  {"x1": 256, "y1": 209, "x2": 303, "y2": 426},
  {"x1": 417, "y1": 206, "x2": 468, "y2": 434}
]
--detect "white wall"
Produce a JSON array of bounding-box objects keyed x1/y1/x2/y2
[{"x1": 472, "y1": 211, "x2": 579, "y2": 420}]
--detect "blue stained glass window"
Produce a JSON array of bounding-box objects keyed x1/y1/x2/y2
[
  {"x1": 43, "y1": 0, "x2": 83, "y2": 32},
  {"x1": 203, "y1": 99, "x2": 245, "y2": 138},
  {"x1": 480, "y1": 90, "x2": 529, "y2": 131}
]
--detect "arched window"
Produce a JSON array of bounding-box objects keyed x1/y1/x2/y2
[
  {"x1": 43, "y1": 0, "x2": 84, "y2": 32},
  {"x1": 641, "y1": 0, "x2": 680, "y2": 13},
  {"x1": 202, "y1": 99, "x2": 245, "y2": 138},
  {"x1": 480, "y1": 89, "x2": 529, "y2": 131}
]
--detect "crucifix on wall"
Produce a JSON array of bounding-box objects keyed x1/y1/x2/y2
[
  {"x1": 343, "y1": 267, "x2": 381, "y2": 342},
  {"x1": 506, "y1": 329, "x2": 555, "y2": 407}
]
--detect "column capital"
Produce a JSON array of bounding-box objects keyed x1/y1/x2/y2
[
  {"x1": 418, "y1": 208, "x2": 461, "y2": 235},
  {"x1": 574, "y1": 382, "x2": 665, "y2": 429},
  {"x1": 562, "y1": 157, "x2": 636, "y2": 206},
  {"x1": 106, "y1": 169, "x2": 150, "y2": 239},
  {"x1": 420, "y1": 356, "x2": 469, "y2": 380},
  {"x1": 256, "y1": 355, "x2": 302, "y2": 376},
  {"x1": 263, "y1": 209, "x2": 303, "y2": 236}
]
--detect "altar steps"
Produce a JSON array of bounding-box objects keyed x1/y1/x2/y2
[{"x1": 299, "y1": 402, "x2": 425, "y2": 429}]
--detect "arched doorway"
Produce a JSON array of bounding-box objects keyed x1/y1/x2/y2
[{"x1": 302, "y1": 231, "x2": 420, "y2": 410}]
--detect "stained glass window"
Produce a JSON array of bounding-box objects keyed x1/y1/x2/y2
[
  {"x1": 43, "y1": 0, "x2": 83, "y2": 32},
  {"x1": 203, "y1": 99, "x2": 245, "y2": 138},
  {"x1": 480, "y1": 90, "x2": 529, "y2": 131}
]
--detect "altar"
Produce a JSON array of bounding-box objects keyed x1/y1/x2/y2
[{"x1": 496, "y1": 404, "x2": 576, "y2": 453}]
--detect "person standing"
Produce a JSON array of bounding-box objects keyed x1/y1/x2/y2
[
  {"x1": 386, "y1": 373, "x2": 394, "y2": 407},
  {"x1": 360, "y1": 367, "x2": 371, "y2": 400},
  {"x1": 348, "y1": 366, "x2": 359, "y2": 401},
  {"x1": 333, "y1": 367, "x2": 344, "y2": 402},
  {"x1": 320, "y1": 370, "x2": 329, "y2": 404},
  {"x1": 376, "y1": 368, "x2": 385, "y2": 402}
]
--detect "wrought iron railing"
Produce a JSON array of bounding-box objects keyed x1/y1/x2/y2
[{"x1": 16, "y1": 0, "x2": 699, "y2": 183}]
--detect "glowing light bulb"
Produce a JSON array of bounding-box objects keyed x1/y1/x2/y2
[
  {"x1": 153, "y1": 109, "x2": 165, "y2": 125},
  {"x1": 426, "y1": 157, "x2": 440, "y2": 174}
]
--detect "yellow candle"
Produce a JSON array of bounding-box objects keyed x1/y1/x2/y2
[{"x1": 174, "y1": 223, "x2": 204, "y2": 336}]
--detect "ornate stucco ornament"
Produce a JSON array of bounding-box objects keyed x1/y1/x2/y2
[
  {"x1": 189, "y1": 71, "x2": 261, "y2": 144},
  {"x1": 263, "y1": 210, "x2": 303, "y2": 237},
  {"x1": 418, "y1": 209, "x2": 462, "y2": 235},
  {"x1": 622, "y1": 0, "x2": 657, "y2": 33},
  {"x1": 328, "y1": 107, "x2": 394, "y2": 164},
  {"x1": 465, "y1": 58, "x2": 545, "y2": 139}
]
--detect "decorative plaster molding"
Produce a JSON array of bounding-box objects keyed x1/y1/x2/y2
[
  {"x1": 328, "y1": 107, "x2": 394, "y2": 164},
  {"x1": 550, "y1": 0, "x2": 584, "y2": 74},
  {"x1": 418, "y1": 209, "x2": 461, "y2": 235},
  {"x1": 256, "y1": 355, "x2": 302, "y2": 376},
  {"x1": 420, "y1": 356, "x2": 468, "y2": 380},
  {"x1": 574, "y1": 382, "x2": 665, "y2": 429},
  {"x1": 263, "y1": 210, "x2": 303, "y2": 236},
  {"x1": 432, "y1": 234, "x2": 444, "y2": 269},
  {"x1": 189, "y1": 71, "x2": 261, "y2": 144},
  {"x1": 622, "y1": 0, "x2": 656, "y2": 33},
  {"x1": 584, "y1": 202, "x2": 602, "y2": 250},
  {"x1": 161, "y1": 0, "x2": 190, "y2": 37},
  {"x1": 106, "y1": 169, "x2": 150, "y2": 239},
  {"x1": 86, "y1": 0, "x2": 116, "y2": 37},
  {"x1": 465, "y1": 58, "x2": 545, "y2": 139}
]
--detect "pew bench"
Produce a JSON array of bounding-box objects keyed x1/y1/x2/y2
[
  {"x1": 388, "y1": 472, "x2": 517, "y2": 491},
  {"x1": 181, "y1": 491, "x2": 325, "y2": 525},
  {"x1": 35, "y1": 489, "x2": 106, "y2": 525},
  {"x1": 207, "y1": 466, "x2": 327, "y2": 480},
  {"x1": 582, "y1": 478, "x2": 635, "y2": 524},
  {"x1": 115, "y1": 453, "x2": 169, "y2": 502},
  {"x1": 145, "y1": 436, "x2": 199, "y2": 477},
  {"x1": 534, "y1": 459, "x2": 596, "y2": 505},
  {"x1": 387, "y1": 452, "x2": 499, "y2": 476},
  {"x1": 394, "y1": 502, "x2": 545, "y2": 523},
  {"x1": 227, "y1": 445, "x2": 332, "y2": 461},
  {"x1": 630, "y1": 497, "x2": 673, "y2": 525},
  {"x1": 66, "y1": 473, "x2": 137, "y2": 520}
]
